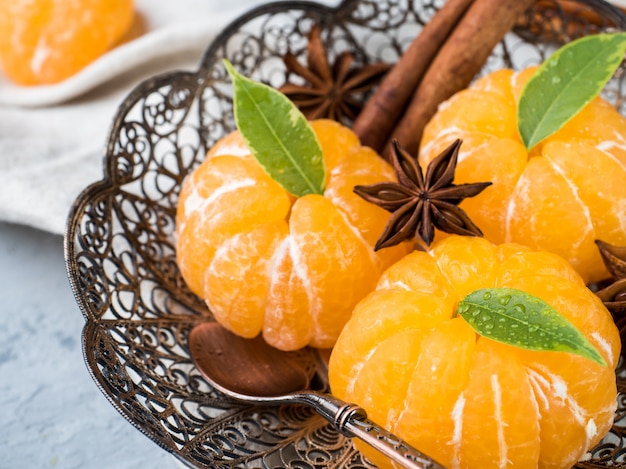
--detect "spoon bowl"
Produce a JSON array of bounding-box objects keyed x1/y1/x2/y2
[{"x1": 189, "y1": 321, "x2": 447, "y2": 469}]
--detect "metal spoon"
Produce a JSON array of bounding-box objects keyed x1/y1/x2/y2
[{"x1": 189, "y1": 322, "x2": 447, "y2": 469}]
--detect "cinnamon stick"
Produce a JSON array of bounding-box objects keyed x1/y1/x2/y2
[
  {"x1": 353, "y1": 0, "x2": 475, "y2": 153},
  {"x1": 387, "y1": 0, "x2": 536, "y2": 158}
]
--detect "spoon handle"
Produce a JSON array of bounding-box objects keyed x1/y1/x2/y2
[{"x1": 302, "y1": 392, "x2": 447, "y2": 469}]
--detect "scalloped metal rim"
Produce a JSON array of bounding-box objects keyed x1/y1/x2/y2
[{"x1": 64, "y1": 1, "x2": 626, "y2": 467}]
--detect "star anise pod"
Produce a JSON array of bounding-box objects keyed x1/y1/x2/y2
[
  {"x1": 279, "y1": 25, "x2": 391, "y2": 123},
  {"x1": 595, "y1": 239, "x2": 626, "y2": 315},
  {"x1": 354, "y1": 139, "x2": 492, "y2": 250}
]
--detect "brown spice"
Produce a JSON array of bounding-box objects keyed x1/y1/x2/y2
[
  {"x1": 354, "y1": 139, "x2": 491, "y2": 249},
  {"x1": 279, "y1": 25, "x2": 390, "y2": 123},
  {"x1": 595, "y1": 240, "x2": 626, "y2": 315},
  {"x1": 352, "y1": 0, "x2": 475, "y2": 154},
  {"x1": 516, "y1": 0, "x2": 623, "y2": 42},
  {"x1": 386, "y1": 0, "x2": 536, "y2": 157}
]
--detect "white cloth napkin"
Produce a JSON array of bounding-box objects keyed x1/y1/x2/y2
[{"x1": 0, "y1": 0, "x2": 335, "y2": 234}]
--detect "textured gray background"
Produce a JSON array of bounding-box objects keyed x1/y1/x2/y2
[{"x1": 0, "y1": 221, "x2": 176, "y2": 468}]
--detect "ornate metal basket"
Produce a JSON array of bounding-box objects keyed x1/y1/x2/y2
[{"x1": 65, "y1": 0, "x2": 626, "y2": 467}]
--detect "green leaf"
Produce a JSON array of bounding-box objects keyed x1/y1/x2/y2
[
  {"x1": 224, "y1": 59, "x2": 325, "y2": 197},
  {"x1": 457, "y1": 287, "x2": 606, "y2": 366},
  {"x1": 517, "y1": 32, "x2": 626, "y2": 150}
]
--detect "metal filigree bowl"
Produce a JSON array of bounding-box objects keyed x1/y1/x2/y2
[{"x1": 65, "y1": 0, "x2": 626, "y2": 467}]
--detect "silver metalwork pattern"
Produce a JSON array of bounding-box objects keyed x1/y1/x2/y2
[{"x1": 65, "y1": 0, "x2": 626, "y2": 467}]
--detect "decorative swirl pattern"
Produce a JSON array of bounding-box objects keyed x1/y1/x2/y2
[{"x1": 65, "y1": 0, "x2": 626, "y2": 467}]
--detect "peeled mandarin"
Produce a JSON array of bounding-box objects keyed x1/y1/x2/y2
[
  {"x1": 420, "y1": 66, "x2": 626, "y2": 283},
  {"x1": 328, "y1": 235, "x2": 619, "y2": 469},
  {"x1": 176, "y1": 119, "x2": 411, "y2": 350},
  {"x1": 0, "y1": 0, "x2": 134, "y2": 85}
]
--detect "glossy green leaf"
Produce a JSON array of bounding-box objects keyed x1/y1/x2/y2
[
  {"x1": 457, "y1": 287, "x2": 606, "y2": 366},
  {"x1": 518, "y1": 32, "x2": 626, "y2": 150},
  {"x1": 224, "y1": 60, "x2": 325, "y2": 197}
]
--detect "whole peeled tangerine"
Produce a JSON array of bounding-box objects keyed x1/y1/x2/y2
[
  {"x1": 329, "y1": 235, "x2": 620, "y2": 469},
  {"x1": 176, "y1": 119, "x2": 411, "y2": 351},
  {"x1": 420, "y1": 67, "x2": 626, "y2": 284}
]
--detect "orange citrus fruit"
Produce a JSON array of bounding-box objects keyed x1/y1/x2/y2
[
  {"x1": 329, "y1": 235, "x2": 620, "y2": 469},
  {"x1": 419, "y1": 67, "x2": 626, "y2": 284},
  {"x1": 0, "y1": 0, "x2": 134, "y2": 85},
  {"x1": 176, "y1": 119, "x2": 411, "y2": 350}
]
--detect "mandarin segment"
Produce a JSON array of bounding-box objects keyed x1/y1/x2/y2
[
  {"x1": 205, "y1": 131, "x2": 250, "y2": 160},
  {"x1": 543, "y1": 140, "x2": 626, "y2": 247},
  {"x1": 310, "y1": 119, "x2": 360, "y2": 173},
  {"x1": 422, "y1": 88, "x2": 518, "y2": 143},
  {"x1": 507, "y1": 156, "x2": 599, "y2": 281},
  {"x1": 348, "y1": 327, "x2": 430, "y2": 468},
  {"x1": 204, "y1": 221, "x2": 287, "y2": 338},
  {"x1": 510, "y1": 66, "x2": 537, "y2": 102},
  {"x1": 349, "y1": 328, "x2": 427, "y2": 428},
  {"x1": 495, "y1": 246, "x2": 584, "y2": 287},
  {"x1": 471, "y1": 68, "x2": 515, "y2": 101},
  {"x1": 452, "y1": 137, "x2": 527, "y2": 244},
  {"x1": 394, "y1": 318, "x2": 477, "y2": 467},
  {"x1": 328, "y1": 235, "x2": 620, "y2": 469},
  {"x1": 459, "y1": 339, "x2": 541, "y2": 468},
  {"x1": 325, "y1": 145, "x2": 395, "y2": 246},
  {"x1": 263, "y1": 237, "x2": 313, "y2": 351},
  {"x1": 430, "y1": 235, "x2": 498, "y2": 298},
  {"x1": 0, "y1": 0, "x2": 134, "y2": 85},
  {"x1": 288, "y1": 194, "x2": 380, "y2": 349},
  {"x1": 519, "y1": 350, "x2": 617, "y2": 467},
  {"x1": 376, "y1": 250, "x2": 457, "y2": 314}
]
